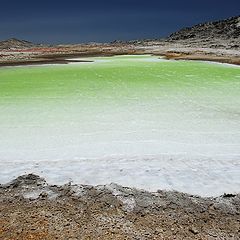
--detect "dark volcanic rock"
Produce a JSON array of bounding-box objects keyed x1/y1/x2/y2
[
  {"x1": 168, "y1": 16, "x2": 240, "y2": 42},
  {"x1": 0, "y1": 38, "x2": 36, "y2": 49}
]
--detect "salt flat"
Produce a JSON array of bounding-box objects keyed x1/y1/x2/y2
[{"x1": 0, "y1": 55, "x2": 239, "y2": 196}]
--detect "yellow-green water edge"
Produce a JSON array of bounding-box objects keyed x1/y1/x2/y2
[{"x1": 0, "y1": 55, "x2": 240, "y2": 196}]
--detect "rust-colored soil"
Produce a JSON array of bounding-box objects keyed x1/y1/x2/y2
[{"x1": 1, "y1": 175, "x2": 239, "y2": 239}]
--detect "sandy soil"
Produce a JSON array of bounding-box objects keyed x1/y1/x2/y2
[
  {"x1": 0, "y1": 174, "x2": 239, "y2": 240},
  {"x1": 0, "y1": 43, "x2": 139, "y2": 66},
  {"x1": 0, "y1": 41, "x2": 239, "y2": 67}
]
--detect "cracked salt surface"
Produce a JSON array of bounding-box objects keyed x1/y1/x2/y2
[{"x1": 0, "y1": 55, "x2": 239, "y2": 197}]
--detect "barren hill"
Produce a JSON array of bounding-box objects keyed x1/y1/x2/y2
[
  {"x1": 167, "y1": 16, "x2": 240, "y2": 49},
  {"x1": 0, "y1": 38, "x2": 36, "y2": 50}
]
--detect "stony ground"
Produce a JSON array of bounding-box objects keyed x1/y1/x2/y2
[
  {"x1": 0, "y1": 174, "x2": 239, "y2": 239},
  {"x1": 1, "y1": 40, "x2": 239, "y2": 67}
]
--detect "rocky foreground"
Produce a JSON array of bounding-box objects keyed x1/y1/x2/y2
[{"x1": 0, "y1": 174, "x2": 239, "y2": 239}]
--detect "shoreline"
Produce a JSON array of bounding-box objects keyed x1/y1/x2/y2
[
  {"x1": 1, "y1": 155, "x2": 239, "y2": 198},
  {"x1": 0, "y1": 53, "x2": 239, "y2": 68},
  {"x1": 1, "y1": 43, "x2": 240, "y2": 67},
  {"x1": 0, "y1": 58, "x2": 93, "y2": 67},
  {"x1": 0, "y1": 174, "x2": 239, "y2": 239},
  {"x1": 163, "y1": 52, "x2": 240, "y2": 66}
]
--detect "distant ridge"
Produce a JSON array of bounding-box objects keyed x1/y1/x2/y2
[
  {"x1": 1, "y1": 16, "x2": 239, "y2": 50},
  {"x1": 168, "y1": 16, "x2": 240, "y2": 41},
  {"x1": 0, "y1": 38, "x2": 36, "y2": 50}
]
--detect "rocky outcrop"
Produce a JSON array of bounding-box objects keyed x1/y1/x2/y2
[
  {"x1": 0, "y1": 38, "x2": 36, "y2": 49},
  {"x1": 168, "y1": 16, "x2": 240, "y2": 41},
  {"x1": 166, "y1": 16, "x2": 240, "y2": 50}
]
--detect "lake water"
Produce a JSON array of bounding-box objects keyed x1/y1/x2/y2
[{"x1": 0, "y1": 55, "x2": 239, "y2": 196}]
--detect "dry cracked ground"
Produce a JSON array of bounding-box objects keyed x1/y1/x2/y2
[{"x1": 0, "y1": 174, "x2": 239, "y2": 239}]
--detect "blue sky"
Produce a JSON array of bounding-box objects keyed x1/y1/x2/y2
[{"x1": 1, "y1": 0, "x2": 239, "y2": 43}]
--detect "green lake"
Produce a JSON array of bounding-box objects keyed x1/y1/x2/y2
[{"x1": 0, "y1": 55, "x2": 239, "y2": 196}]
